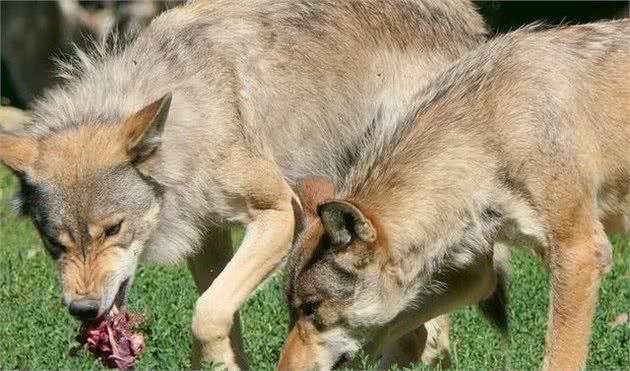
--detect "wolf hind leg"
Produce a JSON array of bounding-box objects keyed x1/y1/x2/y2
[
  {"x1": 543, "y1": 214, "x2": 605, "y2": 371},
  {"x1": 603, "y1": 213, "x2": 629, "y2": 238},
  {"x1": 478, "y1": 247, "x2": 509, "y2": 336}
]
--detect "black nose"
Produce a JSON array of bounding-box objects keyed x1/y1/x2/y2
[{"x1": 68, "y1": 298, "x2": 100, "y2": 321}]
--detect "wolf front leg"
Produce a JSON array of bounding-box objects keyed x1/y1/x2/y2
[
  {"x1": 188, "y1": 227, "x2": 248, "y2": 369},
  {"x1": 419, "y1": 315, "x2": 451, "y2": 367},
  {"x1": 379, "y1": 315, "x2": 451, "y2": 369},
  {"x1": 191, "y1": 160, "x2": 297, "y2": 370},
  {"x1": 543, "y1": 218, "x2": 607, "y2": 371}
]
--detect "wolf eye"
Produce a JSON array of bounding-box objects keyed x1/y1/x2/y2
[
  {"x1": 105, "y1": 221, "x2": 123, "y2": 237},
  {"x1": 44, "y1": 237, "x2": 66, "y2": 258},
  {"x1": 301, "y1": 302, "x2": 320, "y2": 318}
]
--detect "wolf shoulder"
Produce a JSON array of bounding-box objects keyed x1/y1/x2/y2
[
  {"x1": 143, "y1": 0, "x2": 486, "y2": 58},
  {"x1": 494, "y1": 20, "x2": 630, "y2": 87}
]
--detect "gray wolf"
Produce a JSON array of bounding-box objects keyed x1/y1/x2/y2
[
  {"x1": 279, "y1": 20, "x2": 629, "y2": 371},
  {"x1": 279, "y1": 176, "x2": 508, "y2": 370},
  {"x1": 0, "y1": 0, "x2": 486, "y2": 368}
]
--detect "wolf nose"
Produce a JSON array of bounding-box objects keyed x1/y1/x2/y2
[{"x1": 68, "y1": 298, "x2": 100, "y2": 321}]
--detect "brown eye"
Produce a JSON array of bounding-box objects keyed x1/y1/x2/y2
[
  {"x1": 44, "y1": 237, "x2": 66, "y2": 259},
  {"x1": 105, "y1": 221, "x2": 123, "y2": 237},
  {"x1": 301, "y1": 302, "x2": 320, "y2": 318}
]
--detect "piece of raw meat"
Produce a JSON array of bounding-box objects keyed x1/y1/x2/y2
[{"x1": 77, "y1": 306, "x2": 145, "y2": 370}]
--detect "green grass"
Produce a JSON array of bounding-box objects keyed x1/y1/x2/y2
[{"x1": 0, "y1": 167, "x2": 628, "y2": 370}]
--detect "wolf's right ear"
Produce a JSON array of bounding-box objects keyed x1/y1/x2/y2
[
  {"x1": 317, "y1": 200, "x2": 377, "y2": 246},
  {"x1": 121, "y1": 93, "x2": 172, "y2": 162},
  {"x1": 0, "y1": 133, "x2": 37, "y2": 174}
]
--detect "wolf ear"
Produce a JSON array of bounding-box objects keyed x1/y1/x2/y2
[
  {"x1": 317, "y1": 200, "x2": 377, "y2": 245},
  {"x1": 0, "y1": 133, "x2": 37, "y2": 174},
  {"x1": 122, "y1": 93, "x2": 172, "y2": 162}
]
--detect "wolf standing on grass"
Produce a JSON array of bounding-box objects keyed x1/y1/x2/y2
[
  {"x1": 280, "y1": 20, "x2": 630, "y2": 371},
  {"x1": 0, "y1": 0, "x2": 487, "y2": 368}
]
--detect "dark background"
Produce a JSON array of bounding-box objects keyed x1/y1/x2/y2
[{"x1": 475, "y1": 1, "x2": 628, "y2": 33}]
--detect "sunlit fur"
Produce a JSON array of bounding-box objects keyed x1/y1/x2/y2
[{"x1": 0, "y1": 0, "x2": 488, "y2": 368}]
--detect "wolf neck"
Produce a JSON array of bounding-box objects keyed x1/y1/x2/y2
[{"x1": 344, "y1": 68, "x2": 502, "y2": 279}]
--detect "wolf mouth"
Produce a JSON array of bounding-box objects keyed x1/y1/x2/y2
[{"x1": 107, "y1": 278, "x2": 130, "y2": 317}]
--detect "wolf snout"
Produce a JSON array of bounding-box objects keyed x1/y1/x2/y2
[{"x1": 68, "y1": 298, "x2": 101, "y2": 321}]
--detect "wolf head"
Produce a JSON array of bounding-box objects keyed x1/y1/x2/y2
[
  {"x1": 280, "y1": 177, "x2": 396, "y2": 370},
  {"x1": 279, "y1": 177, "x2": 509, "y2": 370},
  {"x1": 0, "y1": 94, "x2": 171, "y2": 321}
]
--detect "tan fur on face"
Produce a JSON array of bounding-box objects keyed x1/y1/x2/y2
[
  {"x1": 35, "y1": 125, "x2": 128, "y2": 183},
  {"x1": 59, "y1": 215, "x2": 135, "y2": 301},
  {"x1": 31, "y1": 94, "x2": 170, "y2": 185},
  {"x1": 87, "y1": 214, "x2": 125, "y2": 241},
  {"x1": 62, "y1": 242, "x2": 126, "y2": 298},
  {"x1": 278, "y1": 319, "x2": 322, "y2": 371}
]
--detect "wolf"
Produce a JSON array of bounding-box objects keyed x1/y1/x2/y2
[
  {"x1": 278, "y1": 177, "x2": 509, "y2": 371},
  {"x1": 0, "y1": 0, "x2": 487, "y2": 368},
  {"x1": 279, "y1": 177, "x2": 509, "y2": 371},
  {"x1": 279, "y1": 20, "x2": 630, "y2": 371}
]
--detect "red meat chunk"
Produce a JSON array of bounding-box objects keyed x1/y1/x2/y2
[{"x1": 78, "y1": 306, "x2": 145, "y2": 370}]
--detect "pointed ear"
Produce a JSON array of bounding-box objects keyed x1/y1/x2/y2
[
  {"x1": 317, "y1": 200, "x2": 377, "y2": 246},
  {"x1": 121, "y1": 93, "x2": 172, "y2": 162},
  {"x1": 0, "y1": 133, "x2": 37, "y2": 174}
]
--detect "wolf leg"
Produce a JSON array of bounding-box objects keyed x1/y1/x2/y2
[
  {"x1": 188, "y1": 227, "x2": 248, "y2": 370},
  {"x1": 420, "y1": 315, "x2": 451, "y2": 367},
  {"x1": 379, "y1": 315, "x2": 451, "y2": 369},
  {"x1": 191, "y1": 159, "x2": 296, "y2": 370},
  {"x1": 543, "y1": 219, "x2": 605, "y2": 371},
  {"x1": 602, "y1": 213, "x2": 627, "y2": 237}
]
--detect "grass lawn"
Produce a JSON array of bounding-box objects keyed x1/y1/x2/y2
[{"x1": 0, "y1": 166, "x2": 628, "y2": 370}]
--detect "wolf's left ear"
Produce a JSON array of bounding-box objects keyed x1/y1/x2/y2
[
  {"x1": 0, "y1": 133, "x2": 37, "y2": 174},
  {"x1": 122, "y1": 93, "x2": 172, "y2": 162},
  {"x1": 317, "y1": 200, "x2": 377, "y2": 245}
]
